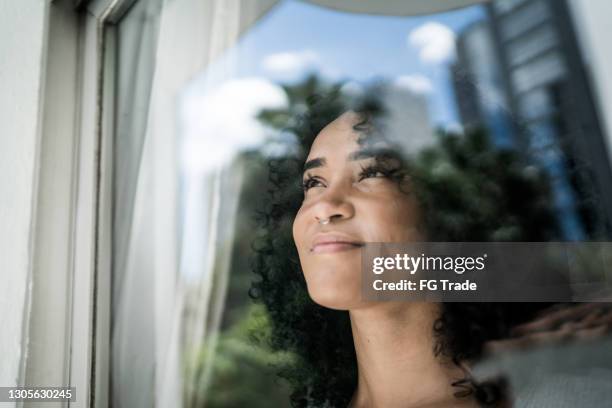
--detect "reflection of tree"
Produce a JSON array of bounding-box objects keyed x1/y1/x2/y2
[
  {"x1": 219, "y1": 74, "x2": 342, "y2": 329},
  {"x1": 257, "y1": 74, "x2": 339, "y2": 132},
  {"x1": 185, "y1": 304, "x2": 294, "y2": 408},
  {"x1": 186, "y1": 75, "x2": 340, "y2": 407},
  {"x1": 409, "y1": 128, "x2": 559, "y2": 241},
  {"x1": 183, "y1": 152, "x2": 295, "y2": 407}
]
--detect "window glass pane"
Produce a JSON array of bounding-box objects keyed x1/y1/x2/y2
[{"x1": 109, "y1": 1, "x2": 612, "y2": 407}]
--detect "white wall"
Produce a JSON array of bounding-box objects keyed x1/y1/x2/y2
[{"x1": 0, "y1": 0, "x2": 49, "y2": 389}]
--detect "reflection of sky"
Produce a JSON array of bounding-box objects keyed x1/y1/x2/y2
[
  {"x1": 179, "y1": 1, "x2": 487, "y2": 281},
  {"x1": 201, "y1": 0, "x2": 486, "y2": 127}
]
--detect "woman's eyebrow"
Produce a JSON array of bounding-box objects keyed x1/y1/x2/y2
[{"x1": 303, "y1": 157, "x2": 326, "y2": 173}]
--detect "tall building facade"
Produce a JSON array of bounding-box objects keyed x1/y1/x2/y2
[{"x1": 453, "y1": 0, "x2": 612, "y2": 239}]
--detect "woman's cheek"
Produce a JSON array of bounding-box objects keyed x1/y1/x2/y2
[{"x1": 371, "y1": 200, "x2": 421, "y2": 241}]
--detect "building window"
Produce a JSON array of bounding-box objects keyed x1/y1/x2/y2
[
  {"x1": 507, "y1": 24, "x2": 558, "y2": 66},
  {"x1": 511, "y1": 51, "x2": 566, "y2": 94},
  {"x1": 499, "y1": 0, "x2": 550, "y2": 41}
]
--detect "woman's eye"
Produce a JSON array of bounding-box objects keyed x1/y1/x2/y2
[
  {"x1": 302, "y1": 177, "x2": 324, "y2": 191},
  {"x1": 358, "y1": 166, "x2": 389, "y2": 181}
]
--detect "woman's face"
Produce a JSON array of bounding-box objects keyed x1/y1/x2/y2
[{"x1": 292, "y1": 111, "x2": 424, "y2": 310}]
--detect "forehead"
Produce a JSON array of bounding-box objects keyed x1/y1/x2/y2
[{"x1": 306, "y1": 111, "x2": 362, "y2": 160}]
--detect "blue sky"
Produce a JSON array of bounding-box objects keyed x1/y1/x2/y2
[
  {"x1": 196, "y1": 0, "x2": 486, "y2": 127},
  {"x1": 239, "y1": 1, "x2": 484, "y2": 79}
]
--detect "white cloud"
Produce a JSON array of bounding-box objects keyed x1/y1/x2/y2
[
  {"x1": 181, "y1": 78, "x2": 289, "y2": 174},
  {"x1": 340, "y1": 81, "x2": 365, "y2": 98},
  {"x1": 408, "y1": 22, "x2": 456, "y2": 64},
  {"x1": 261, "y1": 50, "x2": 320, "y2": 81},
  {"x1": 393, "y1": 74, "x2": 433, "y2": 94}
]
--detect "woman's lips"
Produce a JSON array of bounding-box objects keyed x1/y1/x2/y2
[
  {"x1": 311, "y1": 242, "x2": 363, "y2": 254},
  {"x1": 310, "y1": 234, "x2": 364, "y2": 253}
]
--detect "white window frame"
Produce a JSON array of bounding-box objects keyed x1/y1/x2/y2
[{"x1": 19, "y1": 1, "x2": 135, "y2": 407}]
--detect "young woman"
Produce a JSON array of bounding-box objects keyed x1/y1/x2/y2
[
  {"x1": 293, "y1": 110, "x2": 481, "y2": 408},
  {"x1": 250, "y1": 90, "x2": 606, "y2": 407}
]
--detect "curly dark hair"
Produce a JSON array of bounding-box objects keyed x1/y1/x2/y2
[{"x1": 249, "y1": 87, "x2": 562, "y2": 407}]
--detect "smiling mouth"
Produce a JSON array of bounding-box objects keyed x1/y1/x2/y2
[{"x1": 311, "y1": 242, "x2": 364, "y2": 254}]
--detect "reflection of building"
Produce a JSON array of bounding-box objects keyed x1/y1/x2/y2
[
  {"x1": 452, "y1": 20, "x2": 513, "y2": 148},
  {"x1": 384, "y1": 83, "x2": 435, "y2": 156},
  {"x1": 452, "y1": 0, "x2": 612, "y2": 239}
]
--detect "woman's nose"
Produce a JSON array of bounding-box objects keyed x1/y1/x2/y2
[{"x1": 312, "y1": 185, "x2": 355, "y2": 224}]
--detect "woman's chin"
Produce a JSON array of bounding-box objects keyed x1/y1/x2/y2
[
  {"x1": 302, "y1": 262, "x2": 363, "y2": 309},
  {"x1": 306, "y1": 285, "x2": 362, "y2": 310}
]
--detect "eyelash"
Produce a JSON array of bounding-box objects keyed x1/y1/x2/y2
[
  {"x1": 357, "y1": 164, "x2": 393, "y2": 181},
  {"x1": 301, "y1": 175, "x2": 323, "y2": 191},
  {"x1": 301, "y1": 164, "x2": 394, "y2": 192}
]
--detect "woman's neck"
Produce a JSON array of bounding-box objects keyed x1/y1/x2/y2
[{"x1": 348, "y1": 302, "x2": 477, "y2": 408}]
